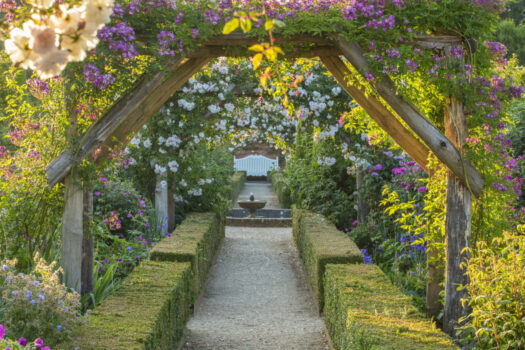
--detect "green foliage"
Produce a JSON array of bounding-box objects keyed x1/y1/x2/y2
[
  {"x1": 80, "y1": 263, "x2": 120, "y2": 312},
  {"x1": 458, "y1": 232, "x2": 525, "y2": 349},
  {"x1": 323, "y1": 264, "x2": 457, "y2": 350},
  {"x1": 495, "y1": 19, "x2": 525, "y2": 65},
  {"x1": 268, "y1": 170, "x2": 292, "y2": 208},
  {"x1": 229, "y1": 171, "x2": 246, "y2": 203},
  {"x1": 77, "y1": 261, "x2": 192, "y2": 350},
  {"x1": 149, "y1": 212, "x2": 225, "y2": 300},
  {"x1": 0, "y1": 255, "x2": 83, "y2": 346},
  {"x1": 292, "y1": 207, "x2": 362, "y2": 310}
]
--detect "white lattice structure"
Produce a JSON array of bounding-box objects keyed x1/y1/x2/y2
[{"x1": 234, "y1": 155, "x2": 279, "y2": 176}]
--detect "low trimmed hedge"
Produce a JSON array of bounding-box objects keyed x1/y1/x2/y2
[
  {"x1": 324, "y1": 264, "x2": 458, "y2": 350},
  {"x1": 149, "y1": 211, "x2": 224, "y2": 299},
  {"x1": 79, "y1": 261, "x2": 192, "y2": 349},
  {"x1": 292, "y1": 206, "x2": 362, "y2": 310},
  {"x1": 268, "y1": 170, "x2": 292, "y2": 208},
  {"x1": 230, "y1": 171, "x2": 246, "y2": 203}
]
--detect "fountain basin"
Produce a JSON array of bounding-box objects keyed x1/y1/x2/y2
[{"x1": 237, "y1": 200, "x2": 267, "y2": 218}]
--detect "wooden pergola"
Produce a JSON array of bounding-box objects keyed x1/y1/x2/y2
[{"x1": 47, "y1": 33, "x2": 483, "y2": 334}]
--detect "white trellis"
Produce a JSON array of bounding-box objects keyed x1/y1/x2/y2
[{"x1": 234, "y1": 155, "x2": 279, "y2": 177}]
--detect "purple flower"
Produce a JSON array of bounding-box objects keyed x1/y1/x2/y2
[
  {"x1": 361, "y1": 249, "x2": 373, "y2": 264},
  {"x1": 18, "y1": 337, "x2": 27, "y2": 346},
  {"x1": 417, "y1": 186, "x2": 427, "y2": 193},
  {"x1": 375, "y1": 164, "x2": 383, "y2": 171},
  {"x1": 352, "y1": 220, "x2": 359, "y2": 227},
  {"x1": 0, "y1": 324, "x2": 5, "y2": 339}
]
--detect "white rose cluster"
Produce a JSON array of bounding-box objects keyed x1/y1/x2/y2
[
  {"x1": 317, "y1": 156, "x2": 337, "y2": 166},
  {"x1": 4, "y1": 0, "x2": 114, "y2": 79}
]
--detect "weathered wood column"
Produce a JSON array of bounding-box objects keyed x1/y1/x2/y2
[
  {"x1": 356, "y1": 166, "x2": 368, "y2": 224},
  {"x1": 443, "y1": 97, "x2": 472, "y2": 334},
  {"x1": 155, "y1": 174, "x2": 169, "y2": 235},
  {"x1": 61, "y1": 175, "x2": 93, "y2": 294}
]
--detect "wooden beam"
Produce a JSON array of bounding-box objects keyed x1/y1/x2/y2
[
  {"x1": 334, "y1": 37, "x2": 484, "y2": 197},
  {"x1": 187, "y1": 45, "x2": 341, "y2": 58},
  {"x1": 321, "y1": 55, "x2": 430, "y2": 173},
  {"x1": 47, "y1": 57, "x2": 209, "y2": 187},
  {"x1": 443, "y1": 97, "x2": 472, "y2": 334},
  {"x1": 203, "y1": 34, "x2": 333, "y2": 46}
]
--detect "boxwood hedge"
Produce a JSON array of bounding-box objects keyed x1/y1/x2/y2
[
  {"x1": 268, "y1": 170, "x2": 292, "y2": 208},
  {"x1": 230, "y1": 171, "x2": 246, "y2": 203},
  {"x1": 149, "y1": 211, "x2": 225, "y2": 299},
  {"x1": 292, "y1": 206, "x2": 362, "y2": 310},
  {"x1": 79, "y1": 261, "x2": 192, "y2": 350},
  {"x1": 324, "y1": 264, "x2": 458, "y2": 350}
]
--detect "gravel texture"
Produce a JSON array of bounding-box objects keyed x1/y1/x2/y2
[{"x1": 180, "y1": 226, "x2": 330, "y2": 350}]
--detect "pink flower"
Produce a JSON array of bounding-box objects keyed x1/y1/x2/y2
[
  {"x1": 0, "y1": 324, "x2": 5, "y2": 339},
  {"x1": 352, "y1": 220, "x2": 359, "y2": 227},
  {"x1": 18, "y1": 337, "x2": 27, "y2": 346}
]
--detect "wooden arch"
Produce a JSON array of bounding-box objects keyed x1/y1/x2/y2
[{"x1": 49, "y1": 33, "x2": 481, "y2": 333}]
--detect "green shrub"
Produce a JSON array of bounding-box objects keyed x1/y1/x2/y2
[
  {"x1": 269, "y1": 170, "x2": 292, "y2": 208},
  {"x1": 292, "y1": 206, "x2": 362, "y2": 310},
  {"x1": 230, "y1": 171, "x2": 246, "y2": 203},
  {"x1": 149, "y1": 212, "x2": 224, "y2": 300},
  {"x1": 324, "y1": 264, "x2": 457, "y2": 350},
  {"x1": 458, "y1": 232, "x2": 524, "y2": 350},
  {"x1": 78, "y1": 261, "x2": 192, "y2": 350}
]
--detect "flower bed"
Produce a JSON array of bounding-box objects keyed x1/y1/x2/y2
[
  {"x1": 77, "y1": 261, "x2": 192, "y2": 350},
  {"x1": 149, "y1": 211, "x2": 225, "y2": 300},
  {"x1": 230, "y1": 171, "x2": 247, "y2": 203},
  {"x1": 324, "y1": 264, "x2": 457, "y2": 350},
  {"x1": 269, "y1": 170, "x2": 292, "y2": 208},
  {"x1": 291, "y1": 206, "x2": 361, "y2": 310}
]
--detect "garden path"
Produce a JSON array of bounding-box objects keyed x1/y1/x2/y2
[{"x1": 181, "y1": 182, "x2": 330, "y2": 350}]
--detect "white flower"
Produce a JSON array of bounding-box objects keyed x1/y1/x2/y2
[
  {"x1": 160, "y1": 180, "x2": 167, "y2": 189},
  {"x1": 168, "y1": 160, "x2": 178, "y2": 172},
  {"x1": 143, "y1": 139, "x2": 152, "y2": 148},
  {"x1": 4, "y1": 28, "x2": 35, "y2": 69},
  {"x1": 218, "y1": 92, "x2": 225, "y2": 101},
  {"x1": 128, "y1": 157, "x2": 137, "y2": 165},
  {"x1": 129, "y1": 137, "x2": 140, "y2": 146},
  {"x1": 208, "y1": 104, "x2": 221, "y2": 114},
  {"x1": 179, "y1": 179, "x2": 187, "y2": 187},
  {"x1": 332, "y1": 86, "x2": 342, "y2": 96},
  {"x1": 84, "y1": 0, "x2": 114, "y2": 32},
  {"x1": 173, "y1": 194, "x2": 183, "y2": 202},
  {"x1": 154, "y1": 164, "x2": 167, "y2": 175},
  {"x1": 224, "y1": 103, "x2": 235, "y2": 112},
  {"x1": 165, "y1": 135, "x2": 181, "y2": 148},
  {"x1": 158, "y1": 148, "x2": 166, "y2": 154},
  {"x1": 218, "y1": 65, "x2": 228, "y2": 74},
  {"x1": 28, "y1": 0, "x2": 54, "y2": 9}
]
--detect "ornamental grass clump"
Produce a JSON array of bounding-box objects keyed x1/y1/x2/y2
[
  {"x1": 0, "y1": 254, "x2": 84, "y2": 346},
  {"x1": 459, "y1": 232, "x2": 524, "y2": 349}
]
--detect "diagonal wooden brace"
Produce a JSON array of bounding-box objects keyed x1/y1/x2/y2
[
  {"x1": 47, "y1": 57, "x2": 209, "y2": 188},
  {"x1": 335, "y1": 37, "x2": 484, "y2": 198},
  {"x1": 321, "y1": 55, "x2": 430, "y2": 173}
]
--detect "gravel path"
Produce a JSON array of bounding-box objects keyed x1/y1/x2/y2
[{"x1": 180, "y1": 226, "x2": 330, "y2": 350}]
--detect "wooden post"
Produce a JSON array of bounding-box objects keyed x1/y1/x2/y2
[
  {"x1": 443, "y1": 97, "x2": 472, "y2": 334},
  {"x1": 61, "y1": 176, "x2": 93, "y2": 294},
  {"x1": 356, "y1": 166, "x2": 368, "y2": 224},
  {"x1": 168, "y1": 189, "x2": 176, "y2": 232},
  {"x1": 155, "y1": 175, "x2": 169, "y2": 235},
  {"x1": 426, "y1": 243, "x2": 444, "y2": 318}
]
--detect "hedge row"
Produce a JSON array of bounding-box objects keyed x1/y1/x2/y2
[
  {"x1": 268, "y1": 170, "x2": 292, "y2": 208},
  {"x1": 292, "y1": 206, "x2": 362, "y2": 310},
  {"x1": 324, "y1": 264, "x2": 458, "y2": 349},
  {"x1": 149, "y1": 211, "x2": 225, "y2": 299},
  {"x1": 230, "y1": 171, "x2": 246, "y2": 203},
  {"x1": 79, "y1": 212, "x2": 225, "y2": 349},
  {"x1": 79, "y1": 261, "x2": 192, "y2": 349}
]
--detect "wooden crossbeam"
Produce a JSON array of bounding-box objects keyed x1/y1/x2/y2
[
  {"x1": 46, "y1": 57, "x2": 209, "y2": 187},
  {"x1": 321, "y1": 55, "x2": 430, "y2": 173},
  {"x1": 334, "y1": 37, "x2": 484, "y2": 197},
  {"x1": 187, "y1": 45, "x2": 341, "y2": 58}
]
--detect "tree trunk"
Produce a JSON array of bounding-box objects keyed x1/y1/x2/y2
[{"x1": 443, "y1": 98, "x2": 472, "y2": 335}]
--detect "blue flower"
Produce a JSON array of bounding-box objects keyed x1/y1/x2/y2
[
  {"x1": 361, "y1": 249, "x2": 373, "y2": 264},
  {"x1": 56, "y1": 325, "x2": 62, "y2": 331}
]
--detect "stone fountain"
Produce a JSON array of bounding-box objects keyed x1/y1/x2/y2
[{"x1": 237, "y1": 192, "x2": 266, "y2": 218}]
